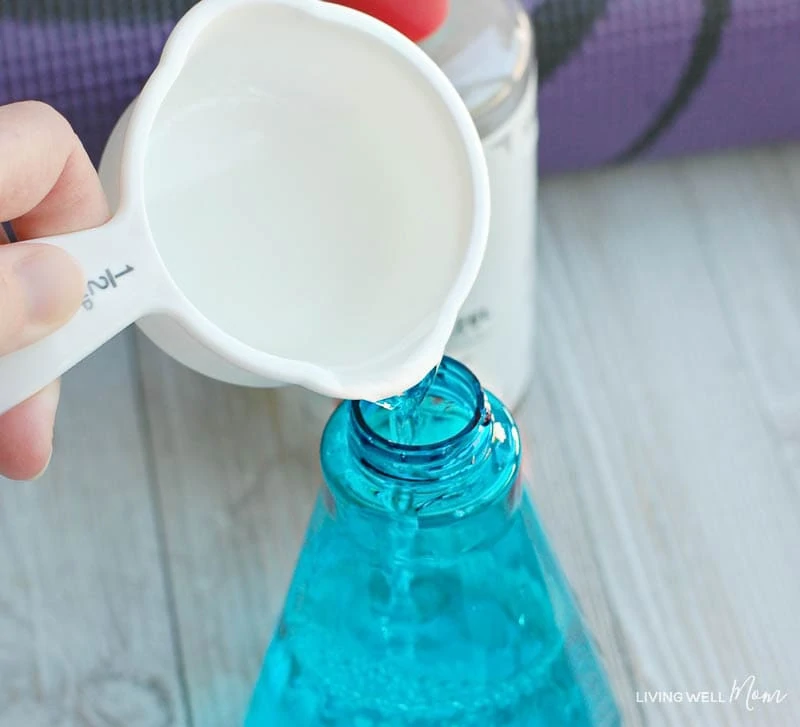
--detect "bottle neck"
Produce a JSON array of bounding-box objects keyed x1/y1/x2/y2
[
  {"x1": 320, "y1": 358, "x2": 522, "y2": 533},
  {"x1": 351, "y1": 360, "x2": 492, "y2": 481}
]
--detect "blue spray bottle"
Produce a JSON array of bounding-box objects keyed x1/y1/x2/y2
[{"x1": 246, "y1": 357, "x2": 621, "y2": 725}]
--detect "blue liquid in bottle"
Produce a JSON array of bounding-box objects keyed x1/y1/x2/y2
[{"x1": 246, "y1": 357, "x2": 620, "y2": 726}]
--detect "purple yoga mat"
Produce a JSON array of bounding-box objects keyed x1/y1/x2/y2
[
  {"x1": 1, "y1": 1, "x2": 800, "y2": 174},
  {"x1": 524, "y1": 0, "x2": 800, "y2": 172}
]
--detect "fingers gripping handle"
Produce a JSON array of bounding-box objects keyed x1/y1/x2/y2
[{"x1": 0, "y1": 220, "x2": 154, "y2": 415}]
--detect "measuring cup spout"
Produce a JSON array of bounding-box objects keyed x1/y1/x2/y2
[{"x1": 0, "y1": 216, "x2": 162, "y2": 415}]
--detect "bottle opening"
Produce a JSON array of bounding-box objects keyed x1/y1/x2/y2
[
  {"x1": 353, "y1": 357, "x2": 486, "y2": 451},
  {"x1": 322, "y1": 357, "x2": 519, "y2": 518}
]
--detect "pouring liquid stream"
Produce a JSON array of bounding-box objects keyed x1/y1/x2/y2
[
  {"x1": 373, "y1": 364, "x2": 440, "y2": 442},
  {"x1": 371, "y1": 365, "x2": 440, "y2": 651}
]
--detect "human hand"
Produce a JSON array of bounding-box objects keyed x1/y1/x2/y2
[{"x1": 0, "y1": 102, "x2": 109, "y2": 480}]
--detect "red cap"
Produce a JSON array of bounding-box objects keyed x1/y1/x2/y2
[{"x1": 330, "y1": 0, "x2": 449, "y2": 42}]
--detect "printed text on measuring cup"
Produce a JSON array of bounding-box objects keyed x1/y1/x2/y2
[{"x1": 81, "y1": 265, "x2": 136, "y2": 311}]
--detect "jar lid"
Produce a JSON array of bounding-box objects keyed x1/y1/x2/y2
[{"x1": 329, "y1": 0, "x2": 449, "y2": 42}]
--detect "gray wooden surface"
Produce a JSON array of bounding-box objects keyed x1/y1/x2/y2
[{"x1": 3, "y1": 144, "x2": 800, "y2": 726}]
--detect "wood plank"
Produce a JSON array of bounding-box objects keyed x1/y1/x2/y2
[
  {"x1": 678, "y1": 145, "x2": 800, "y2": 475},
  {"x1": 526, "y1": 151, "x2": 800, "y2": 726},
  {"x1": 135, "y1": 338, "x2": 322, "y2": 727},
  {"x1": 0, "y1": 331, "x2": 187, "y2": 727}
]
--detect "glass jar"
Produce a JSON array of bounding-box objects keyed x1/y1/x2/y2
[{"x1": 423, "y1": 0, "x2": 538, "y2": 409}]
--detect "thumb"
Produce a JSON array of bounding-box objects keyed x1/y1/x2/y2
[{"x1": 0, "y1": 243, "x2": 84, "y2": 355}]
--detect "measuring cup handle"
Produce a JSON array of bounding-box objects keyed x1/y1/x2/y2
[{"x1": 0, "y1": 217, "x2": 160, "y2": 416}]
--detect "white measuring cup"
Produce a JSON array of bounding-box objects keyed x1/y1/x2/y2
[{"x1": 0, "y1": 0, "x2": 489, "y2": 415}]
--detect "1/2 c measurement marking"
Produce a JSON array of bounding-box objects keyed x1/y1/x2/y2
[{"x1": 81, "y1": 265, "x2": 135, "y2": 311}]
